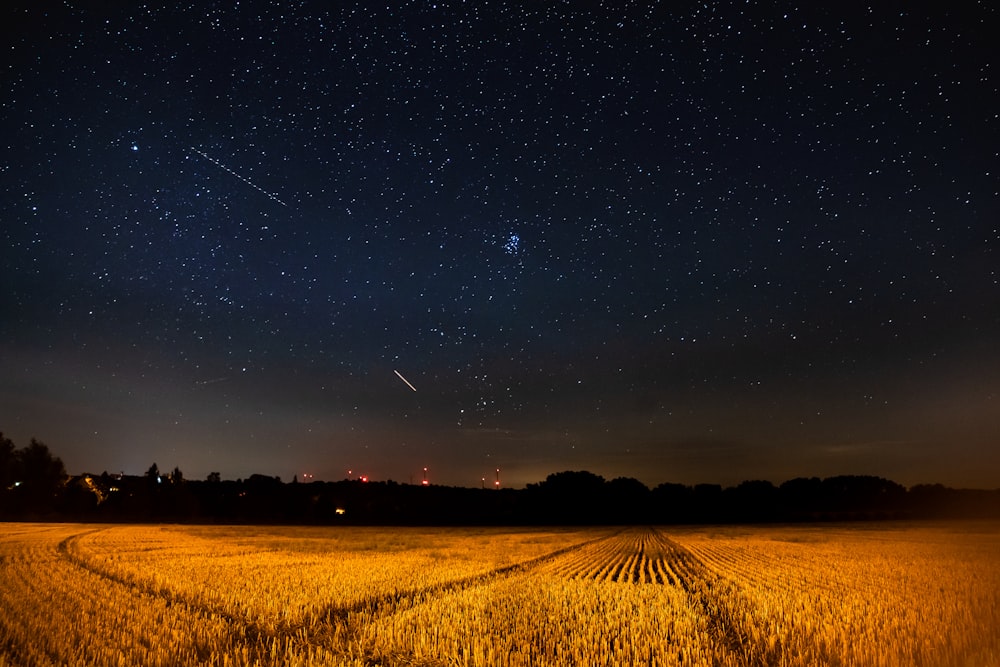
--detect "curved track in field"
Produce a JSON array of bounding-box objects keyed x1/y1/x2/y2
[
  {"x1": 0, "y1": 525, "x2": 251, "y2": 666},
  {"x1": 7, "y1": 525, "x2": 768, "y2": 666},
  {"x1": 55, "y1": 525, "x2": 627, "y2": 665},
  {"x1": 317, "y1": 529, "x2": 624, "y2": 629},
  {"x1": 57, "y1": 529, "x2": 275, "y2": 648}
]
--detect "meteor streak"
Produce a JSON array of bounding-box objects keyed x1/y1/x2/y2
[
  {"x1": 188, "y1": 146, "x2": 288, "y2": 206},
  {"x1": 394, "y1": 369, "x2": 417, "y2": 392},
  {"x1": 195, "y1": 377, "x2": 228, "y2": 386}
]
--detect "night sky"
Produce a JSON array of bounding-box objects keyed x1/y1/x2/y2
[{"x1": 2, "y1": 2, "x2": 998, "y2": 489}]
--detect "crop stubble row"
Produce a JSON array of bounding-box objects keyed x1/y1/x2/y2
[
  {"x1": 0, "y1": 525, "x2": 736, "y2": 665},
  {"x1": 1, "y1": 522, "x2": 998, "y2": 666}
]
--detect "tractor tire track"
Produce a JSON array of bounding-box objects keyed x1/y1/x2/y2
[
  {"x1": 57, "y1": 528, "x2": 285, "y2": 662},
  {"x1": 320, "y1": 528, "x2": 625, "y2": 632},
  {"x1": 58, "y1": 525, "x2": 624, "y2": 664},
  {"x1": 3, "y1": 526, "x2": 247, "y2": 666},
  {"x1": 661, "y1": 533, "x2": 768, "y2": 667}
]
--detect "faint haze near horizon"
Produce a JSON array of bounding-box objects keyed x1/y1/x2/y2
[{"x1": 1, "y1": 2, "x2": 997, "y2": 489}]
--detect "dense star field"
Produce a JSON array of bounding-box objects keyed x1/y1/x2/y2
[{"x1": 1, "y1": 3, "x2": 998, "y2": 487}]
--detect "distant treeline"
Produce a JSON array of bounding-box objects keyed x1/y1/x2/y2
[{"x1": 2, "y1": 434, "x2": 999, "y2": 524}]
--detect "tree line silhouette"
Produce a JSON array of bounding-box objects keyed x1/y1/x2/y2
[{"x1": 2, "y1": 433, "x2": 998, "y2": 524}]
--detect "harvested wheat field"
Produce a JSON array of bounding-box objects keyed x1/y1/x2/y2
[{"x1": 0, "y1": 522, "x2": 997, "y2": 666}]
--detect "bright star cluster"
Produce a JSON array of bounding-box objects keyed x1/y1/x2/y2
[{"x1": 1, "y1": 3, "x2": 997, "y2": 488}]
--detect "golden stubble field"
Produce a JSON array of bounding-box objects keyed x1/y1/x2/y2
[{"x1": 0, "y1": 521, "x2": 997, "y2": 666}]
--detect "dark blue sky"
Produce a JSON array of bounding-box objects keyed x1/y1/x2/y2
[{"x1": 2, "y1": 2, "x2": 997, "y2": 488}]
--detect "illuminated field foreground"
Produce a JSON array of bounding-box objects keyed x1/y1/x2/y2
[{"x1": 0, "y1": 523, "x2": 997, "y2": 666}]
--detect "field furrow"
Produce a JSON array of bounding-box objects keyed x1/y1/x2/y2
[
  {"x1": 3, "y1": 522, "x2": 997, "y2": 666},
  {"x1": 317, "y1": 527, "x2": 620, "y2": 635},
  {"x1": 0, "y1": 525, "x2": 272, "y2": 666},
  {"x1": 672, "y1": 524, "x2": 1000, "y2": 666},
  {"x1": 538, "y1": 527, "x2": 699, "y2": 586},
  {"x1": 56, "y1": 524, "x2": 619, "y2": 663}
]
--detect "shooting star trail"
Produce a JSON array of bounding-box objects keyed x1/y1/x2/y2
[
  {"x1": 188, "y1": 146, "x2": 288, "y2": 207},
  {"x1": 394, "y1": 369, "x2": 417, "y2": 392},
  {"x1": 195, "y1": 377, "x2": 229, "y2": 386}
]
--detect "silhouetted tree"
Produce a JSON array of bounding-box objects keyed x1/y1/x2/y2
[
  {"x1": 692, "y1": 483, "x2": 723, "y2": 522},
  {"x1": 821, "y1": 475, "x2": 906, "y2": 516},
  {"x1": 528, "y1": 471, "x2": 606, "y2": 523},
  {"x1": 0, "y1": 432, "x2": 15, "y2": 492},
  {"x1": 5, "y1": 429, "x2": 1000, "y2": 524},
  {"x1": 779, "y1": 477, "x2": 823, "y2": 519},
  {"x1": 651, "y1": 482, "x2": 692, "y2": 523},
  {"x1": 0, "y1": 433, "x2": 17, "y2": 516},
  {"x1": 240, "y1": 474, "x2": 286, "y2": 520},
  {"x1": 605, "y1": 477, "x2": 651, "y2": 522},
  {"x1": 11, "y1": 438, "x2": 66, "y2": 514},
  {"x1": 727, "y1": 480, "x2": 778, "y2": 521}
]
